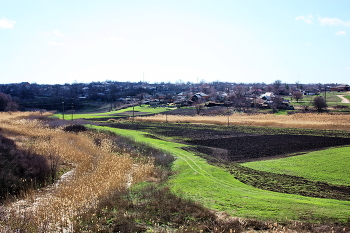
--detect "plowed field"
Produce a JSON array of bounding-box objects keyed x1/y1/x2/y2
[{"x1": 187, "y1": 135, "x2": 350, "y2": 162}]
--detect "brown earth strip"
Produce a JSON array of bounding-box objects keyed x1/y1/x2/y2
[{"x1": 186, "y1": 135, "x2": 350, "y2": 162}]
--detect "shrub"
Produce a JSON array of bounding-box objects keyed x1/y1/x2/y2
[
  {"x1": 0, "y1": 92, "x2": 18, "y2": 112},
  {"x1": 62, "y1": 124, "x2": 87, "y2": 133},
  {"x1": 333, "y1": 105, "x2": 349, "y2": 109},
  {"x1": 0, "y1": 134, "x2": 56, "y2": 202},
  {"x1": 74, "y1": 185, "x2": 244, "y2": 232},
  {"x1": 312, "y1": 96, "x2": 328, "y2": 112}
]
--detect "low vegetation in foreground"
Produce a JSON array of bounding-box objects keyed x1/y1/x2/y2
[
  {"x1": 0, "y1": 112, "x2": 154, "y2": 232},
  {"x1": 0, "y1": 134, "x2": 58, "y2": 202}
]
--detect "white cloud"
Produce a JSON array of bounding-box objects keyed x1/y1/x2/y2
[
  {"x1": 295, "y1": 15, "x2": 313, "y2": 24},
  {"x1": 347, "y1": 67, "x2": 350, "y2": 70},
  {"x1": 336, "y1": 31, "x2": 346, "y2": 35},
  {"x1": 108, "y1": 37, "x2": 126, "y2": 42},
  {"x1": 0, "y1": 17, "x2": 16, "y2": 28},
  {"x1": 53, "y1": 30, "x2": 64, "y2": 37},
  {"x1": 48, "y1": 41, "x2": 64, "y2": 46},
  {"x1": 318, "y1": 17, "x2": 350, "y2": 26}
]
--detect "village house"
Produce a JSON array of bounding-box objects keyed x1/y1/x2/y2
[
  {"x1": 252, "y1": 92, "x2": 294, "y2": 110},
  {"x1": 191, "y1": 92, "x2": 210, "y2": 102},
  {"x1": 330, "y1": 85, "x2": 350, "y2": 92}
]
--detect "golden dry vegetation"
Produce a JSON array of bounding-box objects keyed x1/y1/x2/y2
[
  {"x1": 135, "y1": 113, "x2": 350, "y2": 130},
  {"x1": 0, "y1": 112, "x2": 154, "y2": 232}
]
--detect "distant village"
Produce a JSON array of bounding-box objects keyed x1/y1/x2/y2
[{"x1": 0, "y1": 80, "x2": 349, "y2": 112}]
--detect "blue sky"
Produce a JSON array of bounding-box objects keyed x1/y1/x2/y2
[{"x1": 1, "y1": 0, "x2": 350, "y2": 84}]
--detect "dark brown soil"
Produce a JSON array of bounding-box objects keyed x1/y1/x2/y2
[
  {"x1": 187, "y1": 135, "x2": 350, "y2": 162},
  {"x1": 226, "y1": 163, "x2": 350, "y2": 201},
  {"x1": 165, "y1": 106, "x2": 235, "y2": 116}
]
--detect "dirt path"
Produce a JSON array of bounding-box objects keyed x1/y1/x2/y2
[
  {"x1": 3, "y1": 169, "x2": 76, "y2": 232},
  {"x1": 337, "y1": 94, "x2": 350, "y2": 103}
]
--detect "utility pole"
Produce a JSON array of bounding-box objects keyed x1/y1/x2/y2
[
  {"x1": 62, "y1": 97, "x2": 65, "y2": 120},
  {"x1": 227, "y1": 109, "x2": 232, "y2": 126},
  {"x1": 324, "y1": 84, "x2": 327, "y2": 104},
  {"x1": 71, "y1": 103, "x2": 74, "y2": 121}
]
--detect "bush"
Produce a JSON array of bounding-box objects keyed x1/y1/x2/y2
[
  {"x1": 333, "y1": 105, "x2": 349, "y2": 109},
  {"x1": 0, "y1": 135, "x2": 56, "y2": 202},
  {"x1": 63, "y1": 124, "x2": 87, "y2": 133},
  {"x1": 74, "y1": 185, "x2": 243, "y2": 232},
  {"x1": 0, "y1": 92, "x2": 18, "y2": 112},
  {"x1": 312, "y1": 96, "x2": 328, "y2": 112}
]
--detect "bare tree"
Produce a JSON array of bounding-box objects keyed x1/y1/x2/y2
[
  {"x1": 0, "y1": 92, "x2": 18, "y2": 111},
  {"x1": 48, "y1": 152, "x2": 61, "y2": 182},
  {"x1": 194, "y1": 100, "x2": 205, "y2": 115},
  {"x1": 292, "y1": 91, "x2": 303, "y2": 103},
  {"x1": 312, "y1": 96, "x2": 327, "y2": 112},
  {"x1": 228, "y1": 85, "x2": 249, "y2": 109},
  {"x1": 232, "y1": 85, "x2": 246, "y2": 99},
  {"x1": 270, "y1": 96, "x2": 283, "y2": 113},
  {"x1": 273, "y1": 80, "x2": 282, "y2": 94},
  {"x1": 200, "y1": 83, "x2": 215, "y2": 95}
]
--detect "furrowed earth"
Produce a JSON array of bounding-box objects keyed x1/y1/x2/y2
[{"x1": 186, "y1": 135, "x2": 350, "y2": 162}]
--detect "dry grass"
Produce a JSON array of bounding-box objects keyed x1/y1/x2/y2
[
  {"x1": 0, "y1": 112, "x2": 154, "y2": 232},
  {"x1": 135, "y1": 113, "x2": 350, "y2": 130}
]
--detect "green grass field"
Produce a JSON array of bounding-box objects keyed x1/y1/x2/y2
[
  {"x1": 242, "y1": 146, "x2": 350, "y2": 186},
  {"x1": 344, "y1": 95, "x2": 350, "y2": 101},
  {"x1": 289, "y1": 92, "x2": 342, "y2": 106},
  {"x1": 87, "y1": 125, "x2": 350, "y2": 223},
  {"x1": 53, "y1": 105, "x2": 170, "y2": 120}
]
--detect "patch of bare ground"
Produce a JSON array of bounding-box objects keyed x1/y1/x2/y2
[
  {"x1": 337, "y1": 95, "x2": 350, "y2": 103},
  {"x1": 187, "y1": 135, "x2": 350, "y2": 162}
]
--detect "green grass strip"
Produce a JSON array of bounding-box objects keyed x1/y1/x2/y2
[
  {"x1": 53, "y1": 106, "x2": 170, "y2": 120},
  {"x1": 242, "y1": 147, "x2": 350, "y2": 186},
  {"x1": 87, "y1": 125, "x2": 350, "y2": 223}
]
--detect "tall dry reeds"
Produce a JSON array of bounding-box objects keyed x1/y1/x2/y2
[
  {"x1": 0, "y1": 112, "x2": 154, "y2": 232},
  {"x1": 135, "y1": 113, "x2": 350, "y2": 131}
]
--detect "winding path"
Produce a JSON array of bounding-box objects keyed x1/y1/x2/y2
[{"x1": 337, "y1": 95, "x2": 350, "y2": 103}]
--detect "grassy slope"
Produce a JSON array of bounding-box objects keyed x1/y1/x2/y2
[
  {"x1": 88, "y1": 125, "x2": 350, "y2": 223},
  {"x1": 53, "y1": 106, "x2": 170, "y2": 120},
  {"x1": 242, "y1": 147, "x2": 350, "y2": 186}
]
